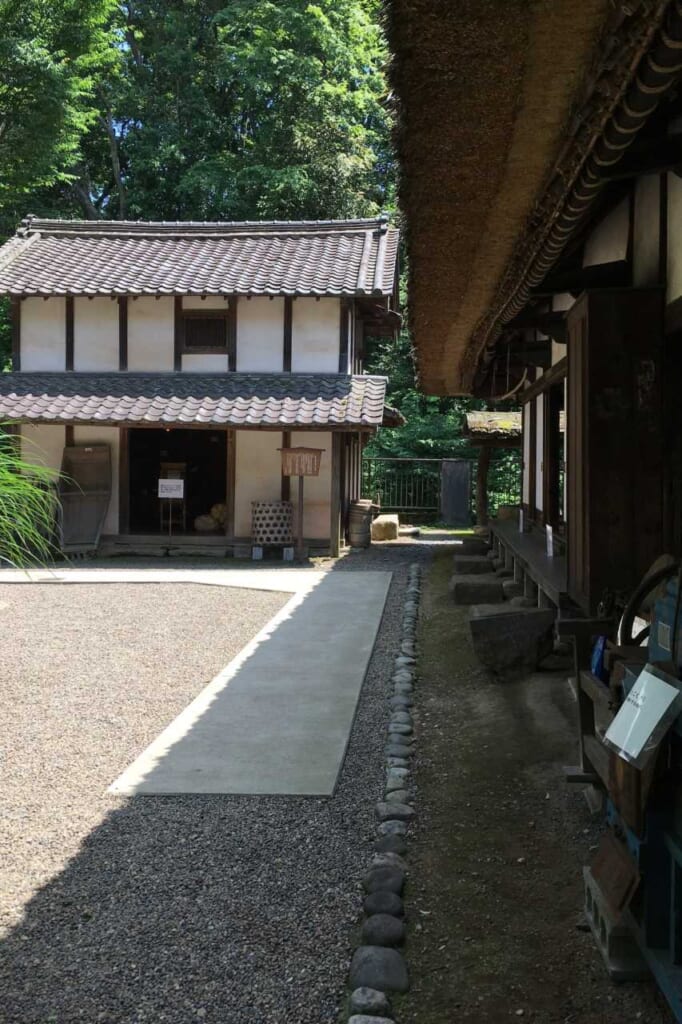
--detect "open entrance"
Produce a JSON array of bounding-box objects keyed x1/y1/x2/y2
[{"x1": 127, "y1": 428, "x2": 227, "y2": 534}]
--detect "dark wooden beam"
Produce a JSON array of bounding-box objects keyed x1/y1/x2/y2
[
  {"x1": 476, "y1": 446, "x2": 491, "y2": 527},
  {"x1": 507, "y1": 337, "x2": 553, "y2": 369},
  {"x1": 227, "y1": 296, "x2": 237, "y2": 371},
  {"x1": 65, "y1": 296, "x2": 74, "y2": 370},
  {"x1": 339, "y1": 299, "x2": 349, "y2": 373},
  {"x1": 506, "y1": 311, "x2": 567, "y2": 343},
  {"x1": 281, "y1": 430, "x2": 291, "y2": 501},
  {"x1": 283, "y1": 297, "x2": 292, "y2": 372},
  {"x1": 119, "y1": 427, "x2": 130, "y2": 534},
  {"x1": 10, "y1": 298, "x2": 20, "y2": 371},
  {"x1": 118, "y1": 297, "x2": 128, "y2": 371},
  {"x1": 531, "y1": 260, "x2": 630, "y2": 297},
  {"x1": 65, "y1": 425, "x2": 74, "y2": 446},
  {"x1": 519, "y1": 357, "x2": 567, "y2": 405}
]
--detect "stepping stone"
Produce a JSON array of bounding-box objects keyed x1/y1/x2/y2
[
  {"x1": 349, "y1": 946, "x2": 409, "y2": 993},
  {"x1": 374, "y1": 834, "x2": 408, "y2": 856},
  {"x1": 364, "y1": 889, "x2": 405, "y2": 916},
  {"x1": 362, "y1": 913, "x2": 406, "y2": 947},
  {"x1": 502, "y1": 579, "x2": 523, "y2": 599},
  {"x1": 469, "y1": 604, "x2": 555, "y2": 675},
  {"x1": 511, "y1": 595, "x2": 537, "y2": 608},
  {"x1": 449, "y1": 574, "x2": 504, "y2": 604},
  {"x1": 349, "y1": 1016, "x2": 395, "y2": 1024},
  {"x1": 363, "y1": 864, "x2": 406, "y2": 894},
  {"x1": 452, "y1": 555, "x2": 492, "y2": 575},
  {"x1": 376, "y1": 801, "x2": 415, "y2": 822},
  {"x1": 349, "y1": 988, "x2": 393, "y2": 1017},
  {"x1": 455, "y1": 537, "x2": 490, "y2": 556}
]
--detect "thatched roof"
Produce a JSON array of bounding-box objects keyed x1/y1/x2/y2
[
  {"x1": 385, "y1": 0, "x2": 677, "y2": 395},
  {"x1": 464, "y1": 412, "x2": 521, "y2": 443}
]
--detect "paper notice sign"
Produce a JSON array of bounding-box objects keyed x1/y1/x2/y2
[
  {"x1": 158, "y1": 478, "x2": 184, "y2": 499},
  {"x1": 604, "y1": 665, "x2": 681, "y2": 767}
]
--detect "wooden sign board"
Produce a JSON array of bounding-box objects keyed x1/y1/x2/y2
[
  {"x1": 158, "y1": 478, "x2": 184, "y2": 499},
  {"x1": 280, "y1": 447, "x2": 324, "y2": 478}
]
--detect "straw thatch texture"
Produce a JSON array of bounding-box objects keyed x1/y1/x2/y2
[{"x1": 386, "y1": 0, "x2": 610, "y2": 395}]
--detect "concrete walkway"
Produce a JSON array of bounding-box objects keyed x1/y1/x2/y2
[{"x1": 109, "y1": 571, "x2": 391, "y2": 797}]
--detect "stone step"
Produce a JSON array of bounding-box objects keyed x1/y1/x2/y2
[
  {"x1": 449, "y1": 574, "x2": 504, "y2": 605},
  {"x1": 502, "y1": 579, "x2": 523, "y2": 599},
  {"x1": 452, "y1": 554, "x2": 493, "y2": 575},
  {"x1": 469, "y1": 604, "x2": 555, "y2": 675}
]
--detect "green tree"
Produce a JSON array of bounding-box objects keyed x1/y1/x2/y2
[
  {"x1": 77, "y1": 0, "x2": 392, "y2": 221},
  {"x1": 0, "y1": 0, "x2": 119, "y2": 235}
]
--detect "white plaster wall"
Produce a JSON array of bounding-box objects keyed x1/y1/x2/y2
[
  {"x1": 522, "y1": 404, "x2": 530, "y2": 504},
  {"x1": 668, "y1": 171, "x2": 682, "y2": 303},
  {"x1": 291, "y1": 298, "x2": 339, "y2": 372},
  {"x1": 290, "y1": 431, "x2": 331, "y2": 538},
  {"x1": 234, "y1": 431, "x2": 283, "y2": 535},
  {"x1": 20, "y1": 424, "x2": 65, "y2": 473},
  {"x1": 182, "y1": 353, "x2": 229, "y2": 372},
  {"x1": 535, "y1": 395, "x2": 544, "y2": 512},
  {"x1": 633, "y1": 175, "x2": 660, "y2": 287},
  {"x1": 128, "y1": 297, "x2": 174, "y2": 371},
  {"x1": 583, "y1": 197, "x2": 629, "y2": 267},
  {"x1": 73, "y1": 425, "x2": 120, "y2": 534},
  {"x1": 182, "y1": 296, "x2": 229, "y2": 310},
  {"x1": 21, "y1": 297, "x2": 66, "y2": 371},
  {"x1": 237, "y1": 297, "x2": 284, "y2": 372},
  {"x1": 74, "y1": 297, "x2": 119, "y2": 371}
]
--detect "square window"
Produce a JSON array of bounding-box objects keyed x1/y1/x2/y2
[{"x1": 183, "y1": 315, "x2": 228, "y2": 350}]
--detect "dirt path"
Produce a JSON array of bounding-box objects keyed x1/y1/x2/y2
[{"x1": 396, "y1": 551, "x2": 672, "y2": 1023}]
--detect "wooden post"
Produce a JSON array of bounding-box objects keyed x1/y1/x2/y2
[
  {"x1": 476, "y1": 446, "x2": 491, "y2": 526},
  {"x1": 297, "y1": 474, "x2": 305, "y2": 562}
]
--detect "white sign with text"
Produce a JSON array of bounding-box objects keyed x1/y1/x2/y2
[{"x1": 158, "y1": 478, "x2": 184, "y2": 499}]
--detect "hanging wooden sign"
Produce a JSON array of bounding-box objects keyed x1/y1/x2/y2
[{"x1": 280, "y1": 447, "x2": 324, "y2": 477}]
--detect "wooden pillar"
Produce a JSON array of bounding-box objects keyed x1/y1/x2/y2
[{"x1": 476, "y1": 446, "x2": 491, "y2": 526}]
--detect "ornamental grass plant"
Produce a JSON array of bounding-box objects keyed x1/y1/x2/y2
[{"x1": 0, "y1": 430, "x2": 60, "y2": 567}]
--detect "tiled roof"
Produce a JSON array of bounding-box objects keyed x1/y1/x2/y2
[
  {"x1": 0, "y1": 217, "x2": 398, "y2": 298},
  {"x1": 0, "y1": 372, "x2": 389, "y2": 428}
]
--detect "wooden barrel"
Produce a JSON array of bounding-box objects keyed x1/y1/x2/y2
[{"x1": 348, "y1": 499, "x2": 373, "y2": 548}]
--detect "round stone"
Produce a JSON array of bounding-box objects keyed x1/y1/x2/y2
[
  {"x1": 386, "y1": 766, "x2": 409, "y2": 781},
  {"x1": 391, "y1": 711, "x2": 412, "y2": 725},
  {"x1": 386, "y1": 732, "x2": 412, "y2": 746},
  {"x1": 349, "y1": 1016, "x2": 395, "y2": 1024},
  {"x1": 395, "y1": 655, "x2": 415, "y2": 667},
  {"x1": 378, "y1": 819, "x2": 407, "y2": 836},
  {"x1": 349, "y1": 987, "x2": 393, "y2": 1017},
  {"x1": 372, "y1": 851, "x2": 408, "y2": 872},
  {"x1": 376, "y1": 801, "x2": 416, "y2": 823},
  {"x1": 385, "y1": 743, "x2": 414, "y2": 759},
  {"x1": 393, "y1": 683, "x2": 414, "y2": 695},
  {"x1": 385, "y1": 776, "x2": 405, "y2": 793},
  {"x1": 385, "y1": 789, "x2": 412, "y2": 805},
  {"x1": 362, "y1": 914, "x2": 406, "y2": 947},
  {"x1": 374, "y1": 834, "x2": 408, "y2": 857},
  {"x1": 386, "y1": 757, "x2": 409, "y2": 769},
  {"x1": 392, "y1": 669, "x2": 414, "y2": 683},
  {"x1": 388, "y1": 722, "x2": 413, "y2": 736},
  {"x1": 389, "y1": 695, "x2": 413, "y2": 710},
  {"x1": 363, "y1": 864, "x2": 405, "y2": 894},
  {"x1": 349, "y1": 946, "x2": 409, "y2": 994}
]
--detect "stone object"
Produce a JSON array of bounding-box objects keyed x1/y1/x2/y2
[
  {"x1": 372, "y1": 852, "x2": 408, "y2": 872},
  {"x1": 385, "y1": 789, "x2": 412, "y2": 805},
  {"x1": 362, "y1": 913, "x2": 406, "y2": 947},
  {"x1": 371, "y1": 514, "x2": 400, "y2": 541},
  {"x1": 376, "y1": 801, "x2": 416, "y2": 822},
  {"x1": 469, "y1": 605, "x2": 555, "y2": 675},
  {"x1": 349, "y1": 988, "x2": 393, "y2": 1017},
  {"x1": 374, "y1": 834, "x2": 407, "y2": 856},
  {"x1": 502, "y1": 579, "x2": 523, "y2": 599},
  {"x1": 390, "y1": 711, "x2": 412, "y2": 725},
  {"x1": 378, "y1": 820, "x2": 407, "y2": 836},
  {"x1": 348, "y1": 1017, "x2": 395, "y2": 1024},
  {"x1": 389, "y1": 695, "x2": 413, "y2": 710},
  {"x1": 385, "y1": 744, "x2": 414, "y2": 759},
  {"x1": 452, "y1": 554, "x2": 493, "y2": 575},
  {"x1": 363, "y1": 865, "x2": 406, "y2": 895},
  {"x1": 364, "y1": 889, "x2": 405, "y2": 916},
  {"x1": 449, "y1": 574, "x2": 504, "y2": 605},
  {"x1": 456, "y1": 537, "x2": 490, "y2": 556},
  {"x1": 388, "y1": 723, "x2": 412, "y2": 736},
  {"x1": 349, "y1": 947, "x2": 409, "y2": 994}
]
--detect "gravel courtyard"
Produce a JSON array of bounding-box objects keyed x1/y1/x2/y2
[{"x1": 0, "y1": 560, "x2": 416, "y2": 1024}]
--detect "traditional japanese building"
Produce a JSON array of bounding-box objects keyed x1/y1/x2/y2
[{"x1": 0, "y1": 216, "x2": 400, "y2": 555}]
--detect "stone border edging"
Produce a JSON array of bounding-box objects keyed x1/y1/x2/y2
[{"x1": 346, "y1": 562, "x2": 421, "y2": 1023}]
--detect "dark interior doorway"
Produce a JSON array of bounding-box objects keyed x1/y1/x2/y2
[{"x1": 128, "y1": 428, "x2": 227, "y2": 534}]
